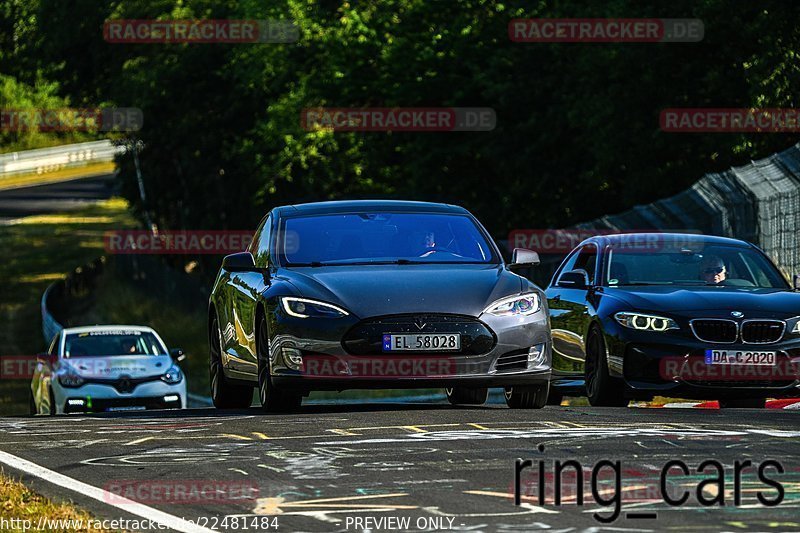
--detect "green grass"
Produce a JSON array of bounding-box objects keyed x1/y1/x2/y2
[
  {"x1": 0, "y1": 469, "x2": 118, "y2": 532},
  {"x1": 0, "y1": 198, "x2": 137, "y2": 415}
]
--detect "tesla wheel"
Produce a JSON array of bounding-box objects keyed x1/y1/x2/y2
[
  {"x1": 505, "y1": 382, "x2": 548, "y2": 409},
  {"x1": 209, "y1": 316, "x2": 253, "y2": 409},
  {"x1": 585, "y1": 327, "x2": 628, "y2": 407},
  {"x1": 719, "y1": 397, "x2": 766, "y2": 408},
  {"x1": 445, "y1": 387, "x2": 488, "y2": 406},
  {"x1": 257, "y1": 317, "x2": 301, "y2": 413},
  {"x1": 546, "y1": 390, "x2": 564, "y2": 406}
]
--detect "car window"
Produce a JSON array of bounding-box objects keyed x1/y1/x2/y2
[
  {"x1": 64, "y1": 330, "x2": 167, "y2": 357},
  {"x1": 253, "y1": 215, "x2": 272, "y2": 268},
  {"x1": 279, "y1": 212, "x2": 497, "y2": 265},
  {"x1": 552, "y1": 244, "x2": 597, "y2": 285},
  {"x1": 573, "y1": 244, "x2": 597, "y2": 283}
]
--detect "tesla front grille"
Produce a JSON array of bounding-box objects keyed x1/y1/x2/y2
[
  {"x1": 741, "y1": 320, "x2": 785, "y2": 344},
  {"x1": 690, "y1": 319, "x2": 738, "y2": 343}
]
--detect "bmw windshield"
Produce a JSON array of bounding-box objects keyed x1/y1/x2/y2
[
  {"x1": 605, "y1": 242, "x2": 788, "y2": 289},
  {"x1": 280, "y1": 212, "x2": 499, "y2": 265}
]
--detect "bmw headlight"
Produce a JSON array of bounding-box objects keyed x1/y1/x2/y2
[
  {"x1": 281, "y1": 297, "x2": 349, "y2": 318},
  {"x1": 58, "y1": 372, "x2": 84, "y2": 388},
  {"x1": 161, "y1": 365, "x2": 183, "y2": 384},
  {"x1": 787, "y1": 317, "x2": 800, "y2": 335},
  {"x1": 615, "y1": 312, "x2": 678, "y2": 332},
  {"x1": 483, "y1": 293, "x2": 541, "y2": 317}
]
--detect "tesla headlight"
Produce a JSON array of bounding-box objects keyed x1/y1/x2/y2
[
  {"x1": 483, "y1": 293, "x2": 541, "y2": 317},
  {"x1": 281, "y1": 297, "x2": 349, "y2": 318},
  {"x1": 58, "y1": 372, "x2": 84, "y2": 388},
  {"x1": 161, "y1": 365, "x2": 183, "y2": 384},
  {"x1": 615, "y1": 312, "x2": 678, "y2": 332}
]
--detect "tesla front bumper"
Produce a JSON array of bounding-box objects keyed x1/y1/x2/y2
[{"x1": 269, "y1": 311, "x2": 552, "y2": 391}]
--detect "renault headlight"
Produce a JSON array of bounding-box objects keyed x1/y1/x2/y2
[
  {"x1": 615, "y1": 312, "x2": 678, "y2": 332},
  {"x1": 281, "y1": 297, "x2": 349, "y2": 318},
  {"x1": 483, "y1": 293, "x2": 541, "y2": 317},
  {"x1": 161, "y1": 365, "x2": 183, "y2": 384}
]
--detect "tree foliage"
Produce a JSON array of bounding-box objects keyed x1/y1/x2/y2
[{"x1": 3, "y1": 0, "x2": 799, "y2": 236}]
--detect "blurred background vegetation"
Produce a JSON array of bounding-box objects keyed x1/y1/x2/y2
[{"x1": 2, "y1": 0, "x2": 799, "y2": 236}]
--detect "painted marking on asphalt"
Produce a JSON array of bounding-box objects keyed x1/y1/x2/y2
[
  {"x1": 468, "y1": 423, "x2": 488, "y2": 430},
  {"x1": 228, "y1": 468, "x2": 249, "y2": 476},
  {"x1": 221, "y1": 433, "x2": 253, "y2": 441},
  {"x1": 124, "y1": 436, "x2": 155, "y2": 446},
  {"x1": 0, "y1": 450, "x2": 216, "y2": 533},
  {"x1": 327, "y1": 429, "x2": 358, "y2": 436},
  {"x1": 252, "y1": 432, "x2": 270, "y2": 440},
  {"x1": 403, "y1": 426, "x2": 428, "y2": 433}
]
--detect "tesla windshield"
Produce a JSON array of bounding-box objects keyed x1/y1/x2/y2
[
  {"x1": 605, "y1": 243, "x2": 788, "y2": 288},
  {"x1": 64, "y1": 331, "x2": 167, "y2": 357},
  {"x1": 281, "y1": 213, "x2": 497, "y2": 265}
]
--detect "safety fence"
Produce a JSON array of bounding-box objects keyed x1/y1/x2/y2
[
  {"x1": 0, "y1": 140, "x2": 123, "y2": 180},
  {"x1": 576, "y1": 142, "x2": 800, "y2": 277}
]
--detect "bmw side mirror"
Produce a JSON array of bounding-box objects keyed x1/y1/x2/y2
[
  {"x1": 794, "y1": 274, "x2": 800, "y2": 291},
  {"x1": 222, "y1": 252, "x2": 258, "y2": 272},
  {"x1": 509, "y1": 248, "x2": 541, "y2": 269},
  {"x1": 557, "y1": 269, "x2": 589, "y2": 290},
  {"x1": 169, "y1": 348, "x2": 186, "y2": 363}
]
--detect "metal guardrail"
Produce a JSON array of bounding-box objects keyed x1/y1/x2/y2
[{"x1": 0, "y1": 140, "x2": 124, "y2": 179}]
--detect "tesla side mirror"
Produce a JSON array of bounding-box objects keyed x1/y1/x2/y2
[
  {"x1": 222, "y1": 252, "x2": 257, "y2": 272},
  {"x1": 509, "y1": 248, "x2": 541, "y2": 269},
  {"x1": 557, "y1": 269, "x2": 590, "y2": 290},
  {"x1": 169, "y1": 348, "x2": 186, "y2": 363}
]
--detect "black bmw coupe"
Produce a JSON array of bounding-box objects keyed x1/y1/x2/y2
[
  {"x1": 547, "y1": 233, "x2": 800, "y2": 407},
  {"x1": 209, "y1": 200, "x2": 552, "y2": 411}
]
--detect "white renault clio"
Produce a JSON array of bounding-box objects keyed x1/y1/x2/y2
[{"x1": 31, "y1": 325, "x2": 187, "y2": 415}]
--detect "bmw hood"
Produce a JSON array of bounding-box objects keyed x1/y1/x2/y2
[
  {"x1": 281, "y1": 264, "x2": 526, "y2": 317},
  {"x1": 604, "y1": 286, "x2": 800, "y2": 319},
  {"x1": 60, "y1": 355, "x2": 173, "y2": 379}
]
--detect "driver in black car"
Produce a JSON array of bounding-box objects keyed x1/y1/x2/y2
[
  {"x1": 419, "y1": 231, "x2": 437, "y2": 257},
  {"x1": 700, "y1": 255, "x2": 727, "y2": 285}
]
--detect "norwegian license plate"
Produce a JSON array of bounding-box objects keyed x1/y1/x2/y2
[
  {"x1": 383, "y1": 333, "x2": 461, "y2": 351},
  {"x1": 704, "y1": 349, "x2": 776, "y2": 365}
]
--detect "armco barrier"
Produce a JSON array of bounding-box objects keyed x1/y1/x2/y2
[{"x1": 0, "y1": 140, "x2": 124, "y2": 180}]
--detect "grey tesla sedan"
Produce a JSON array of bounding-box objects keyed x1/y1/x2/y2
[{"x1": 209, "y1": 200, "x2": 552, "y2": 411}]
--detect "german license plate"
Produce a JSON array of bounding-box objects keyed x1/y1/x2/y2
[
  {"x1": 383, "y1": 333, "x2": 461, "y2": 351},
  {"x1": 704, "y1": 349, "x2": 776, "y2": 365}
]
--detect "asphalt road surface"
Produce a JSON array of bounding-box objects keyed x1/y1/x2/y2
[
  {"x1": 0, "y1": 403, "x2": 798, "y2": 532},
  {"x1": 0, "y1": 174, "x2": 117, "y2": 222}
]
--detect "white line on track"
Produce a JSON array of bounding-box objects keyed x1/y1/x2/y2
[{"x1": 0, "y1": 450, "x2": 216, "y2": 533}]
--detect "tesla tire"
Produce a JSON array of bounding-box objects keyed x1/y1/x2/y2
[
  {"x1": 505, "y1": 383, "x2": 548, "y2": 409},
  {"x1": 719, "y1": 397, "x2": 766, "y2": 408},
  {"x1": 210, "y1": 316, "x2": 253, "y2": 409},
  {"x1": 257, "y1": 317, "x2": 301, "y2": 413},
  {"x1": 585, "y1": 327, "x2": 627, "y2": 407},
  {"x1": 446, "y1": 387, "x2": 488, "y2": 406}
]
